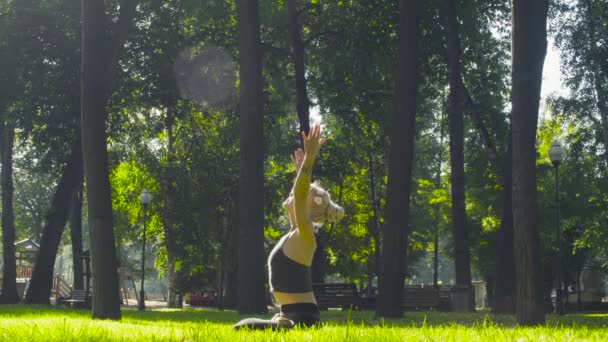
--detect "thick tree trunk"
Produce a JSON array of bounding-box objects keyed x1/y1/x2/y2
[
  {"x1": 81, "y1": 0, "x2": 136, "y2": 320},
  {"x1": 287, "y1": 0, "x2": 311, "y2": 137},
  {"x1": 70, "y1": 187, "x2": 85, "y2": 291},
  {"x1": 511, "y1": 0, "x2": 548, "y2": 326},
  {"x1": 0, "y1": 123, "x2": 19, "y2": 304},
  {"x1": 377, "y1": 0, "x2": 419, "y2": 319},
  {"x1": 492, "y1": 133, "x2": 516, "y2": 314},
  {"x1": 236, "y1": 0, "x2": 267, "y2": 314},
  {"x1": 445, "y1": 0, "x2": 473, "y2": 311},
  {"x1": 24, "y1": 138, "x2": 83, "y2": 304}
]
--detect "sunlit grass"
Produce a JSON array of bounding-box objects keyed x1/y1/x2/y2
[{"x1": 0, "y1": 305, "x2": 606, "y2": 341}]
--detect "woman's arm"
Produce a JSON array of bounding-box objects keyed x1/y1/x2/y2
[{"x1": 293, "y1": 124, "x2": 325, "y2": 240}]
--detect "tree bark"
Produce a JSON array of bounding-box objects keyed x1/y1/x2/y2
[
  {"x1": 0, "y1": 122, "x2": 19, "y2": 304},
  {"x1": 287, "y1": 0, "x2": 311, "y2": 137},
  {"x1": 492, "y1": 132, "x2": 516, "y2": 313},
  {"x1": 81, "y1": 0, "x2": 136, "y2": 320},
  {"x1": 511, "y1": 0, "x2": 548, "y2": 326},
  {"x1": 236, "y1": 0, "x2": 268, "y2": 314},
  {"x1": 24, "y1": 137, "x2": 83, "y2": 304},
  {"x1": 445, "y1": 0, "x2": 473, "y2": 311},
  {"x1": 377, "y1": 0, "x2": 419, "y2": 319}
]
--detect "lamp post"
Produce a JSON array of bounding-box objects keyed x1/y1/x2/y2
[
  {"x1": 549, "y1": 142, "x2": 565, "y2": 315},
  {"x1": 138, "y1": 188, "x2": 151, "y2": 311}
]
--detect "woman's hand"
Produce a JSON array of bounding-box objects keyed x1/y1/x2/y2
[
  {"x1": 301, "y1": 123, "x2": 326, "y2": 158},
  {"x1": 290, "y1": 148, "x2": 304, "y2": 171}
]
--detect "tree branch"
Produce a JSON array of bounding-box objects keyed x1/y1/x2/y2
[{"x1": 462, "y1": 84, "x2": 501, "y2": 163}]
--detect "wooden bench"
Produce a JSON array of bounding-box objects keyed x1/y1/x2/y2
[
  {"x1": 313, "y1": 283, "x2": 361, "y2": 311},
  {"x1": 402, "y1": 286, "x2": 440, "y2": 310},
  {"x1": 60, "y1": 289, "x2": 91, "y2": 308}
]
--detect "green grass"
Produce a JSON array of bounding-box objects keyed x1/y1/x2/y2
[{"x1": 0, "y1": 305, "x2": 606, "y2": 341}]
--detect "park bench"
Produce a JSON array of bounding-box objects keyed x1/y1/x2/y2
[
  {"x1": 313, "y1": 283, "x2": 361, "y2": 311},
  {"x1": 59, "y1": 289, "x2": 91, "y2": 308},
  {"x1": 402, "y1": 286, "x2": 440, "y2": 310}
]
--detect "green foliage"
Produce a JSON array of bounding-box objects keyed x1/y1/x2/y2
[{"x1": 2, "y1": 0, "x2": 607, "y2": 300}]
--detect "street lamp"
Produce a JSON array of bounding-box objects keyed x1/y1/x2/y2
[
  {"x1": 138, "y1": 188, "x2": 152, "y2": 311},
  {"x1": 549, "y1": 142, "x2": 565, "y2": 315}
]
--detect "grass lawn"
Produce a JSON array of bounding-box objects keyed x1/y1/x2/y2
[{"x1": 0, "y1": 305, "x2": 607, "y2": 341}]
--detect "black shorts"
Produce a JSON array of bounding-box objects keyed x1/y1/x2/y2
[{"x1": 233, "y1": 303, "x2": 320, "y2": 330}]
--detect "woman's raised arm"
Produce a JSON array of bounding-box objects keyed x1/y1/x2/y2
[{"x1": 292, "y1": 124, "x2": 325, "y2": 240}]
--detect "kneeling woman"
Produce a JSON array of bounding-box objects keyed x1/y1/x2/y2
[{"x1": 234, "y1": 124, "x2": 344, "y2": 330}]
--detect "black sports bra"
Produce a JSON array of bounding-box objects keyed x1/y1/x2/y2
[{"x1": 268, "y1": 235, "x2": 313, "y2": 293}]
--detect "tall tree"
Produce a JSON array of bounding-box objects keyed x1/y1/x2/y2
[
  {"x1": 81, "y1": 0, "x2": 136, "y2": 319},
  {"x1": 444, "y1": 0, "x2": 473, "y2": 312},
  {"x1": 377, "y1": 0, "x2": 420, "y2": 318},
  {"x1": 287, "y1": 0, "x2": 311, "y2": 137},
  {"x1": 24, "y1": 138, "x2": 83, "y2": 304},
  {"x1": 582, "y1": 0, "x2": 608, "y2": 152},
  {"x1": 510, "y1": 0, "x2": 548, "y2": 326},
  {"x1": 236, "y1": 0, "x2": 268, "y2": 314},
  {"x1": 0, "y1": 122, "x2": 19, "y2": 304}
]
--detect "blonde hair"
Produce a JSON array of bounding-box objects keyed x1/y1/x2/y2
[{"x1": 309, "y1": 182, "x2": 345, "y2": 224}]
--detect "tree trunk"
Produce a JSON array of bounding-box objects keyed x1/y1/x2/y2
[
  {"x1": 433, "y1": 112, "x2": 445, "y2": 288},
  {"x1": 166, "y1": 252, "x2": 177, "y2": 307},
  {"x1": 24, "y1": 138, "x2": 83, "y2": 304},
  {"x1": 367, "y1": 151, "x2": 380, "y2": 293},
  {"x1": 162, "y1": 116, "x2": 178, "y2": 308},
  {"x1": 492, "y1": 132, "x2": 516, "y2": 314},
  {"x1": 0, "y1": 122, "x2": 19, "y2": 304},
  {"x1": 236, "y1": 0, "x2": 267, "y2": 314},
  {"x1": 377, "y1": 0, "x2": 419, "y2": 319},
  {"x1": 81, "y1": 0, "x2": 136, "y2": 320},
  {"x1": 70, "y1": 187, "x2": 85, "y2": 291},
  {"x1": 511, "y1": 0, "x2": 548, "y2": 326},
  {"x1": 287, "y1": 0, "x2": 311, "y2": 137},
  {"x1": 445, "y1": 0, "x2": 473, "y2": 311}
]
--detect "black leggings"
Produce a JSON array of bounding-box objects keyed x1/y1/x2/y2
[{"x1": 233, "y1": 303, "x2": 320, "y2": 330}]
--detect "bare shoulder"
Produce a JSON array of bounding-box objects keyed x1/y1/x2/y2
[{"x1": 283, "y1": 231, "x2": 317, "y2": 265}]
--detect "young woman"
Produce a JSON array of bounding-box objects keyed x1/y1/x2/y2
[{"x1": 234, "y1": 124, "x2": 344, "y2": 330}]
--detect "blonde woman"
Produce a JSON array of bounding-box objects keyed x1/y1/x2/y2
[{"x1": 234, "y1": 124, "x2": 344, "y2": 330}]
